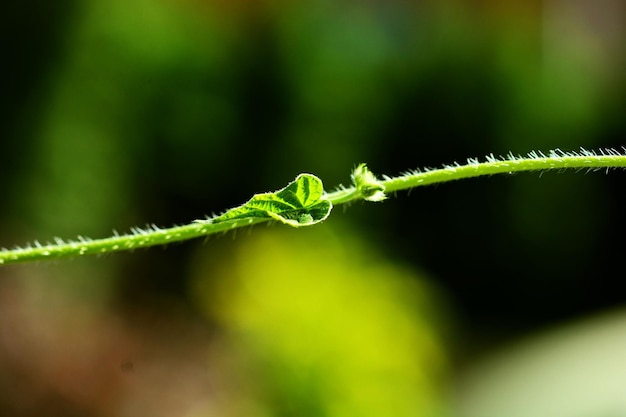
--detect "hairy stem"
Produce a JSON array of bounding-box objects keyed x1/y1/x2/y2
[
  {"x1": 380, "y1": 149, "x2": 626, "y2": 194},
  {"x1": 0, "y1": 218, "x2": 267, "y2": 265},
  {"x1": 2, "y1": 148, "x2": 625, "y2": 265}
]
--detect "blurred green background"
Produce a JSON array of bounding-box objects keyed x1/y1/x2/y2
[{"x1": 1, "y1": 0, "x2": 625, "y2": 416}]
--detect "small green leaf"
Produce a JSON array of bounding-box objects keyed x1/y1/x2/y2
[{"x1": 211, "y1": 174, "x2": 333, "y2": 227}]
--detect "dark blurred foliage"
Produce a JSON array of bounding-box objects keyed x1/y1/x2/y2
[
  {"x1": 0, "y1": 0, "x2": 76, "y2": 200},
  {"x1": 1, "y1": 0, "x2": 626, "y2": 415}
]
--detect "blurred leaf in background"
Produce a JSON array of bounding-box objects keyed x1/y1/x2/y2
[{"x1": 191, "y1": 226, "x2": 450, "y2": 417}]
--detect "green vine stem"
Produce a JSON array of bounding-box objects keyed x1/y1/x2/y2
[{"x1": 2, "y1": 148, "x2": 625, "y2": 265}]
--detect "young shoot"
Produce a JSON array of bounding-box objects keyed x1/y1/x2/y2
[{"x1": 1, "y1": 147, "x2": 625, "y2": 266}]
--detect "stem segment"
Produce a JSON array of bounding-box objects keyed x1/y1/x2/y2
[{"x1": 381, "y1": 149, "x2": 626, "y2": 194}]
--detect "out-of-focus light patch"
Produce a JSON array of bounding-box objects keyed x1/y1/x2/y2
[
  {"x1": 190, "y1": 226, "x2": 449, "y2": 417},
  {"x1": 455, "y1": 309, "x2": 626, "y2": 417}
]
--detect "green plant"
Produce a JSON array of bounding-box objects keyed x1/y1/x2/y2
[{"x1": 1, "y1": 148, "x2": 624, "y2": 266}]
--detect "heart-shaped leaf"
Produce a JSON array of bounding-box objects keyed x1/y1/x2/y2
[{"x1": 211, "y1": 174, "x2": 332, "y2": 227}]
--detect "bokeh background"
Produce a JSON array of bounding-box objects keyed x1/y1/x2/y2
[{"x1": 1, "y1": 0, "x2": 626, "y2": 416}]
